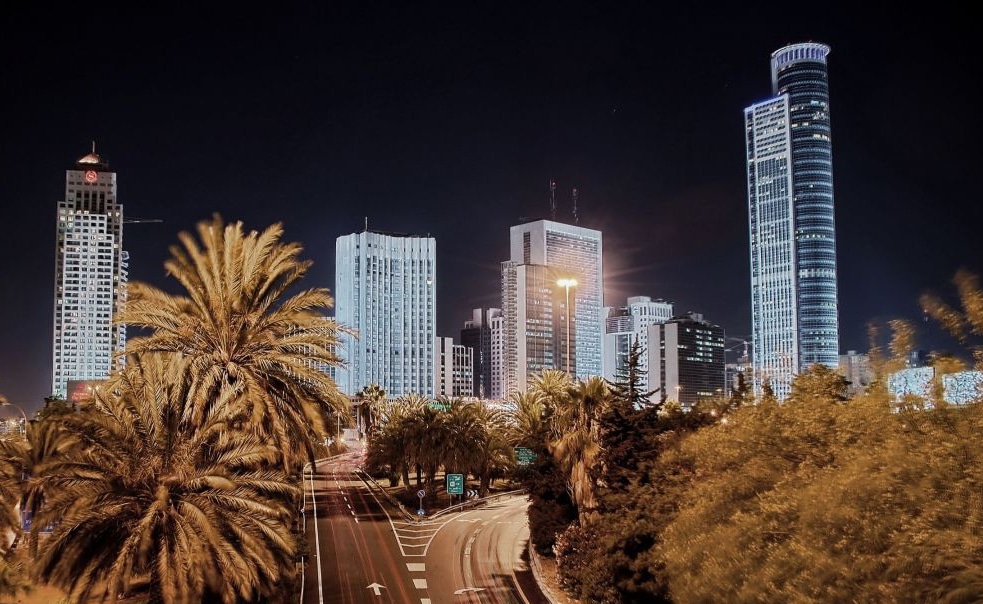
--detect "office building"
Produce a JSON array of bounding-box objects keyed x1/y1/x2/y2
[
  {"x1": 746, "y1": 42, "x2": 839, "y2": 399},
  {"x1": 488, "y1": 311, "x2": 506, "y2": 399},
  {"x1": 335, "y1": 230, "x2": 436, "y2": 397},
  {"x1": 649, "y1": 312, "x2": 726, "y2": 409},
  {"x1": 501, "y1": 220, "x2": 602, "y2": 394},
  {"x1": 460, "y1": 308, "x2": 501, "y2": 399},
  {"x1": 602, "y1": 296, "x2": 674, "y2": 400},
  {"x1": 501, "y1": 262, "x2": 571, "y2": 394},
  {"x1": 52, "y1": 146, "x2": 127, "y2": 398},
  {"x1": 435, "y1": 337, "x2": 474, "y2": 398}
]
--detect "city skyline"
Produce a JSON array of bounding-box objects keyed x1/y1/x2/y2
[{"x1": 1, "y1": 6, "x2": 980, "y2": 408}]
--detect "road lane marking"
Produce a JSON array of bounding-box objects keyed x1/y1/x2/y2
[
  {"x1": 413, "y1": 579, "x2": 428, "y2": 589},
  {"x1": 406, "y1": 563, "x2": 426, "y2": 572},
  {"x1": 421, "y1": 600, "x2": 432, "y2": 604}
]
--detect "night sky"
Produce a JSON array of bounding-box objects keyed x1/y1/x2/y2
[{"x1": 1, "y1": 5, "x2": 980, "y2": 411}]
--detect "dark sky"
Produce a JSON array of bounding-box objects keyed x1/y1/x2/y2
[{"x1": 1, "y1": 4, "x2": 980, "y2": 411}]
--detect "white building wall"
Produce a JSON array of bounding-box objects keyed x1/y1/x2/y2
[{"x1": 336, "y1": 231, "x2": 436, "y2": 397}]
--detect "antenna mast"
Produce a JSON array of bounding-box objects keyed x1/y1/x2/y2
[{"x1": 549, "y1": 180, "x2": 557, "y2": 220}]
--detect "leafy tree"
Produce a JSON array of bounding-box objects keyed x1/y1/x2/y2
[
  {"x1": 119, "y1": 216, "x2": 349, "y2": 469},
  {"x1": 730, "y1": 371, "x2": 750, "y2": 406},
  {"x1": 659, "y1": 369, "x2": 983, "y2": 603},
  {"x1": 550, "y1": 376, "x2": 610, "y2": 520},
  {"x1": 921, "y1": 269, "x2": 983, "y2": 368},
  {"x1": 31, "y1": 353, "x2": 299, "y2": 603}
]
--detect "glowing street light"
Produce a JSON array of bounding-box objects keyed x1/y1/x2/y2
[
  {"x1": 0, "y1": 395, "x2": 28, "y2": 434},
  {"x1": 556, "y1": 278, "x2": 578, "y2": 374}
]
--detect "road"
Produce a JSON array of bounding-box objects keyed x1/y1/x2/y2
[{"x1": 302, "y1": 447, "x2": 547, "y2": 604}]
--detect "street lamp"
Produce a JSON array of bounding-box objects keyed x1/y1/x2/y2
[
  {"x1": 0, "y1": 395, "x2": 29, "y2": 434},
  {"x1": 556, "y1": 278, "x2": 578, "y2": 374}
]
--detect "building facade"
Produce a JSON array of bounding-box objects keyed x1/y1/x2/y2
[
  {"x1": 435, "y1": 337, "x2": 474, "y2": 398},
  {"x1": 746, "y1": 42, "x2": 839, "y2": 399},
  {"x1": 602, "y1": 296, "x2": 674, "y2": 400},
  {"x1": 649, "y1": 312, "x2": 726, "y2": 409},
  {"x1": 335, "y1": 230, "x2": 436, "y2": 397},
  {"x1": 52, "y1": 147, "x2": 127, "y2": 398},
  {"x1": 501, "y1": 262, "x2": 573, "y2": 394},
  {"x1": 838, "y1": 350, "x2": 872, "y2": 396},
  {"x1": 488, "y1": 311, "x2": 506, "y2": 399},
  {"x1": 460, "y1": 308, "x2": 501, "y2": 398},
  {"x1": 501, "y1": 220, "x2": 602, "y2": 394}
]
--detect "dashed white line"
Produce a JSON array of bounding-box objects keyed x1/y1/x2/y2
[
  {"x1": 406, "y1": 563, "x2": 426, "y2": 572},
  {"x1": 413, "y1": 578, "x2": 428, "y2": 589}
]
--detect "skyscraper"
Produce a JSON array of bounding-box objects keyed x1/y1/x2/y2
[
  {"x1": 52, "y1": 146, "x2": 127, "y2": 398},
  {"x1": 745, "y1": 42, "x2": 839, "y2": 399},
  {"x1": 335, "y1": 230, "x2": 436, "y2": 398},
  {"x1": 502, "y1": 220, "x2": 603, "y2": 394}
]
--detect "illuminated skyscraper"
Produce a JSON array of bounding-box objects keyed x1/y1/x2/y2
[
  {"x1": 335, "y1": 230, "x2": 436, "y2": 397},
  {"x1": 51, "y1": 146, "x2": 127, "y2": 398},
  {"x1": 745, "y1": 42, "x2": 839, "y2": 398}
]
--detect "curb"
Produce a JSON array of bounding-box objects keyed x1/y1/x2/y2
[{"x1": 528, "y1": 543, "x2": 563, "y2": 604}]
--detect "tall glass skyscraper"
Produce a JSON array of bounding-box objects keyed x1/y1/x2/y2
[
  {"x1": 52, "y1": 146, "x2": 128, "y2": 398},
  {"x1": 745, "y1": 42, "x2": 839, "y2": 399},
  {"x1": 335, "y1": 230, "x2": 436, "y2": 397}
]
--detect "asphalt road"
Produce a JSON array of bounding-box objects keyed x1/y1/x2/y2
[{"x1": 302, "y1": 448, "x2": 548, "y2": 604}]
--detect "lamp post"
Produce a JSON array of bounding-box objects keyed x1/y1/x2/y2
[
  {"x1": 556, "y1": 278, "x2": 578, "y2": 374},
  {"x1": 0, "y1": 396, "x2": 29, "y2": 434}
]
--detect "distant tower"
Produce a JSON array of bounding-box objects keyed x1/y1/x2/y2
[
  {"x1": 52, "y1": 144, "x2": 128, "y2": 398},
  {"x1": 745, "y1": 42, "x2": 839, "y2": 399},
  {"x1": 335, "y1": 230, "x2": 436, "y2": 397}
]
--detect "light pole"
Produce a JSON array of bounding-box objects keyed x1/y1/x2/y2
[
  {"x1": 556, "y1": 278, "x2": 578, "y2": 374},
  {"x1": 0, "y1": 396, "x2": 29, "y2": 434}
]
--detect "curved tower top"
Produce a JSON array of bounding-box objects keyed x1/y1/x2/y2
[{"x1": 770, "y1": 42, "x2": 830, "y2": 93}]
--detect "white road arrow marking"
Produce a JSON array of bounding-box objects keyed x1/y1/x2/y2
[
  {"x1": 367, "y1": 582, "x2": 386, "y2": 596},
  {"x1": 454, "y1": 587, "x2": 486, "y2": 595}
]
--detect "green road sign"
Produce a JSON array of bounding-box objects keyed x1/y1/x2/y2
[
  {"x1": 446, "y1": 473, "x2": 464, "y2": 495},
  {"x1": 515, "y1": 447, "x2": 538, "y2": 466}
]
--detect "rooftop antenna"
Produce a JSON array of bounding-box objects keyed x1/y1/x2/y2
[
  {"x1": 91, "y1": 140, "x2": 97, "y2": 154},
  {"x1": 364, "y1": 216, "x2": 368, "y2": 232},
  {"x1": 549, "y1": 179, "x2": 557, "y2": 220},
  {"x1": 572, "y1": 187, "x2": 579, "y2": 224}
]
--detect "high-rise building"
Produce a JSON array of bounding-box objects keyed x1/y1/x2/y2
[
  {"x1": 460, "y1": 308, "x2": 501, "y2": 398},
  {"x1": 52, "y1": 146, "x2": 128, "y2": 398},
  {"x1": 435, "y1": 337, "x2": 474, "y2": 398},
  {"x1": 501, "y1": 262, "x2": 571, "y2": 394},
  {"x1": 335, "y1": 230, "x2": 436, "y2": 397},
  {"x1": 746, "y1": 42, "x2": 839, "y2": 399},
  {"x1": 488, "y1": 311, "x2": 506, "y2": 400},
  {"x1": 501, "y1": 220, "x2": 603, "y2": 394},
  {"x1": 649, "y1": 312, "x2": 726, "y2": 409},
  {"x1": 602, "y1": 296, "x2": 674, "y2": 399}
]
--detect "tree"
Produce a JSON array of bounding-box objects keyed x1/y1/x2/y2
[
  {"x1": 550, "y1": 377, "x2": 610, "y2": 520},
  {"x1": 119, "y1": 216, "x2": 349, "y2": 469},
  {"x1": 659, "y1": 376, "x2": 983, "y2": 603},
  {"x1": 599, "y1": 337, "x2": 661, "y2": 494},
  {"x1": 31, "y1": 353, "x2": 299, "y2": 603},
  {"x1": 921, "y1": 269, "x2": 983, "y2": 369},
  {"x1": 355, "y1": 384, "x2": 386, "y2": 438}
]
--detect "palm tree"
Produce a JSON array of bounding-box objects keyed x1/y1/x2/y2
[
  {"x1": 119, "y1": 216, "x2": 349, "y2": 468},
  {"x1": 467, "y1": 404, "x2": 514, "y2": 497},
  {"x1": 549, "y1": 376, "x2": 610, "y2": 520},
  {"x1": 356, "y1": 384, "x2": 386, "y2": 438},
  {"x1": 30, "y1": 353, "x2": 299, "y2": 604}
]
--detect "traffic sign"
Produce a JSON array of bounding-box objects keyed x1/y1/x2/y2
[
  {"x1": 515, "y1": 447, "x2": 538, "y2": 466},
  {"x1": 446, "y1": 473, "x2": 464, "y2": 495},
  {"x1": 417, "y1": 489, "x2": 426, "y2": 499}
]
